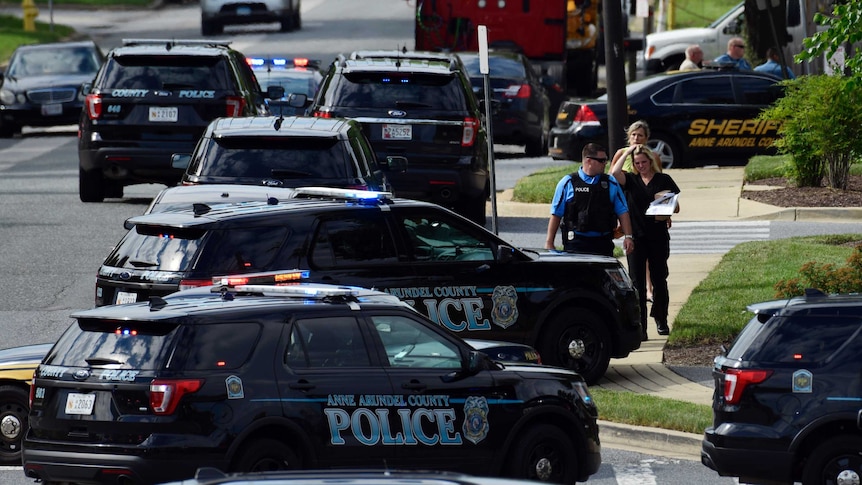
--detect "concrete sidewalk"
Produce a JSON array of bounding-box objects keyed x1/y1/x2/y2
[{"x1": 494, "y1": 165, "x2": 862, "y2": 460}]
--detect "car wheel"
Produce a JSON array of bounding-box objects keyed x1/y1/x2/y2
[
  {"x1": 280, "y1": 15, "x2": 294, "y2": 32},
  {"x1": 233, "y1": 438, "x2": 301, "y2": 473},
  {"x1": 293, "y1": 10, "x2": 301, "y2": 29},
  {"x1": 801, "y1": 435, "x2": 862, "y2": 485},
  {"x1": 0, "y1": 385, "x2": 29, "y2": 465},
  {"x1": 79, "y1": 167, "x2": 105, "y2": 203},
  {"x1": 540, "y1": 308, "x2": 610, "y2": 385},
  {"x1": 525, "y1": 129, "x2": 547, "y2": 157},
  {"x1": 461, "y1": 194, "x2": 487, "y2": 227},
  {"x1": 104, "y1": 181, "x2": 124, "y2": 199},
  {"x1": 0, "y1": 122, "x2": 20, "y2": 138},
  {"x1": 505, "y1": 423, "x2": 578, "y2": 483},
  {"x1": 201, "y1": 19, "x2": 220, "y2": 36},
  {"x1": 648, "y1": 133, "x2": 681, "y2": 170}
]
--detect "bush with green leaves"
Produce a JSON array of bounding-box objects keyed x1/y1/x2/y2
[
  {"x1": 774, "y1": 244, "x2": 862, "y2": 297},
  {"x1": 758, "y1": 74, "x2": 862, "y2": 189}
]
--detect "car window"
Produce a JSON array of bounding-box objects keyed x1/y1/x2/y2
[
  {"x1": 397, "y1": 212, "x2": 494, "y2": 262},
  {"x1": 196, "y1": 136, "x2": 351, "y2": 179},
  {"x1": 194, "y1": 226, "x2": 289, "y2": 273},
  {"x1": 310, "y1": 215, "x2": 398, "y2": 267},
  {"x1": 286, "y1": 317, "x2": 370, "y2": 368},
  {"x1": 735, "y1": 76, "x2": 783, "y2": 105},
  {"x1": 731, "y1": 314, "x2": 862, "y2": 364},
  {"x1": 349, "y1": 130, "x2": 380, "y2": 173},
  {"x1": 678, "y1": 77, "x2": 734, "y2": 104},
  {"x1": 46, "y1": 318, "x2": 180, "y2": 369},
  {"x1": 461, "y1": 55, "x2": 526, "y2": 78},
  {"x1": 103, "y1": 225, "x2": 205, "y2": 272},
  {"x1": 336, "y1": 72, "x2": 465, "y2": 110},
  {"x1": 9, "y1": 45, "x2": 100, "y2": 77},
  {"x1": 101, "y1": 55, "x2": 231, "y2": 90},
  {"x1": 371, "y1": 315, "x2": 461, "y2": 368}
]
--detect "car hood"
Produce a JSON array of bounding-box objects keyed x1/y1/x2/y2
[
  {"x1": 646, "y1": 27, "x2": 716, "y2": 47},
  {"x1": 521, "y1": 247, "x2": 619, "y2": 264},
  {"x1": 0, "y1": 343, "x2": 52, "y2": 366},
  {"x1": 3, "y1": 73, "x2": 95, "y2": 91}
]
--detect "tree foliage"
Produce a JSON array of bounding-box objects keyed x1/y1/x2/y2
[
  {"x1": 774, "y1": 245, "x2": 862, "y2": 297},
  {"x1": 797, "y1": 1, "x2": 862, "y2": 88},
  {"x1": 758, "y1": 74, "x2": 862, "y2": 188}
]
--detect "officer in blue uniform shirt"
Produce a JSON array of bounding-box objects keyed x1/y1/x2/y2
[
  {"x1": 545, "y1": 143, "x2": 634, "y2": 257},
  {"x1": 714, "y1": 37, "x2": 752, "y2": 70},
  {"x1": 754, "y1": 47, "x2": 796, "y2": 79}
]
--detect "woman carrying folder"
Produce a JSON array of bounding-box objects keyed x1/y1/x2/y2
[{"x1": 611, "y1": 145, "x2": 680, "y2": 339}]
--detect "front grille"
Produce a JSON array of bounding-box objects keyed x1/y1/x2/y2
[{"x1": 28, "y1": 88, "x2": 77, "y2": 104}]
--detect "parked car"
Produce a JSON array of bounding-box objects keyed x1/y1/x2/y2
[
  {"x1": 78, "y1": 38, "x2": 283, "y2": 202},
  {"x1": 24, "y1": 283, "x2": 600, "y2": 484},
  {"x1": 457, "y1": 50, "x2": 551, "y2": 156},
  {"x1": 141, "y1": 183, "x2": 298, "y2": 217},
  {"x1": 548, "y1": 68, "x2": 785, "y2": 168},
  {"x1": 161, "y1": 468, "x2": 551, "y2": 485},
  {"x1": 702, "y1": 290, "x2": 862, "y2": 485},
  {"x1": 0, "y1": 40, "x2": 104, "y2": 137},
  {"x1": 200, "y1": 0, "x2": 301, "y2": 35},
  {"x1": 95, "y1": 187, "x2": 641, "y2": 384},
  {"x1": 309, "y1": 50, "x2": 490, "y2": 225},
  {"x1": 172, "y1": 116, "x2": 403, "y2": 192},
  {"x1": 247, "y1": 56, "x2": 322, "y2": 115},
  {"x1": 0, "y1": 343, "x2": 52, "y2": 465}
]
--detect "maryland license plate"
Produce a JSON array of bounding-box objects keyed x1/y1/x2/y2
[
  {"x1": 115, "y1": 291, "x2": 138, "y2": 304},
  {"x1": 65, "y1": 393, "x2": 95, "y2": 415},
  {"x1": 149, "y1": 107, "x2": 178, "y2": 122},
  {"x1": 41, "y1": 103, "x2": 62, "y2": 116},
  {"x1": 382, "y1": 124, "x2": 412, "y2": 140}
]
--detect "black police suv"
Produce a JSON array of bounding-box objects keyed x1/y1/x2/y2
[
  {"x1": 24, "y1": 283, "x2": 601, "y2": 485},
  {"x1": 172, "y1": 116, "x2": 404, "y2": 192},
  {"x1": 0, "y1": 40, "x2": 104, "y2": 137},
  {"x1": 95, "y1": 188, "x2": 641, "y2": 384},
  {"x1": 309, "y1": 50, "x2": 490, "y2": 225},
  {"x1": 78, "y1": 39, "x2": 283, "y2": 203},
  {"x1": 457, "y1": 50, "x2": 551, "y2": 157},
  {"x1": 548, "y1": 68, "x2": 784, "y2": 169},
  {"x1": 702, "y1": 290, "x2": 862, "y2": 485}
]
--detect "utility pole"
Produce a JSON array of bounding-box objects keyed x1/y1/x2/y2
[{"x1": 604, "y1": 0, "x2": 628, "y2": 153}]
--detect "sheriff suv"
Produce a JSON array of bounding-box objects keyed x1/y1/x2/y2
[
  {"x1": 172, "y1": 115, "x2": 404, "y2": 192},
  {"x1": 309, "y1": 50, "x2": 490, "y2": 225},
  {"x1": 78, "y1": 39, "x2": 283, "y2": 203},
  {"x1": 95, "y1": 188, "x2": 641, "y2": 384},
  {"x1": 702, "y1": 290, "x2": 862, "y2": 485},
  {"x1": 23, "y1": 283, "x2": 601, "y2": 484}
]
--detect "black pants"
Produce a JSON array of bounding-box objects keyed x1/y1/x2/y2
[
  {"x1": 626, "y1": 236, "x2": 671, "y2": 332},
  {"x1": 564, "y1": 234, "x2": 614, "y2": 257}
]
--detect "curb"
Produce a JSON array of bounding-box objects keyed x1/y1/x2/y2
[{"x1": 599, "y1": 420, "x2": 703, "y2": 461}]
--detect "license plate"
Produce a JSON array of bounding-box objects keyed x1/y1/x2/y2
[
  {"x1": 383, "y1": 124, "x2": 412, "y2": 140},
  {"x1": 149, "y1": 107, "x2": 178, "y2": 122},
  {"x1": 41, "y1": 103, "x2": 62, "y2": 116},
  {"x1": 237, "y1": 6, "x2": 251, "y2": 15},
  {"x1": 116, "y1": 291, "x2": 138, "y2": 304},
  {"x1": 65, "y1": 393, "x2": 95, "y2": 415}
]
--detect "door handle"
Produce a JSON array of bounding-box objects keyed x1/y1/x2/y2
[
  {"x1": 401, "y1": 380, "x2": 427, "y2": 391},
  {"x1": 288, "y1": 380, "x2": 315, "y2": 391}
]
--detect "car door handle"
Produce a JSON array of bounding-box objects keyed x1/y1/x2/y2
[
  {"x1": 288, "y1": 380, "x2": 315, "y2": 391},
  {"x1": 401, "y1": 380, "x2": 427, "y2": 391}
]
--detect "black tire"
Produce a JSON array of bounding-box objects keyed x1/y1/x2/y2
[
  {"x1": 233, "y1": 438, "x2": 300, "y2": 473},
  {"x1": 506, "y1": 423, "x2": 578, "y2": 483},
  {"x1": 539, "y1": 308, "x2": 611, "y2": 385},
  {"x1": 293, "y1": 10, "x2": 301, "y2": 30},
  {"x1": 79, "y1": 167, "x2": 105, "y2": 203},
  {"x1": 0, "y1": 122, "x2": 19, "y2": 138},
  {"x1": 461, "y1": 194, "x2": 487, "y2": 227},
  {"x1": 647, "y1": 133, "x2": 682, "y2": 170},
  {"x1": 279, "y1": 16, "x2": 294, "y2": 32},
  {"x1": 802, "y1": 435, "x2": 862, "y2": 485},
  {"x1": 0, "y1": 385, "x2": 29, "y2": 465},
  {"x1": 104, "y1": 182, "x2": 124, "y2": 199},
  {"x1": 201, "y1": 19, "x2": 221, "y2": 36},
  {"x1": 525, "y1": 127, "x2": 548, "y2": 157}
]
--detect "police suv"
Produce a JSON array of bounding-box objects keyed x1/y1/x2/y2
[
  {"x1": 95, "y1": 188, "x2": 641, "y2": 384},
  {"x1": 24, "y1": 283, "x2": 601, "y2": 484}
]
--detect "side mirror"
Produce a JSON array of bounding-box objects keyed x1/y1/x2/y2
[
  {"x1": 496, "y1": 244, "x2": 516, "y2": 263},
  {"x1": 81, "y1": 82, "x2": 92, "y2": 96},
  {"x1": 384, "y1": 155, "x2": 408, "y2": 173},
  {"x1": 266, "y1": 85, "x2": 285, "y2": 99},
  {"x1": 171, "y1": 153, "x2": 191, "y2": 170},
  {"x1": 287, "y1": 92, "x2": 308, "y2": 108}
]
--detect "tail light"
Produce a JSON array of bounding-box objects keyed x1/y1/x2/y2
[
  {"x1": 313, "y1": 110, "x2": 332, "y2": 119},
  {"x1": 722, "y1": 369, "x2": 772, "y2": 405},
  {"x1": 85, "y1": 93, "x2": 102, "y2": 120},
  {"x1": 502, "y1": 84, "x2": 531, "y2": 99},
  {"x1": 179, "y1": 279, "x2": 213, "y2": 290},
  {"x1": 149, "y1": 378, "x2": 203, "y2": 415},
  {"x1": 573, "y1": 105, "x2": 600, "y2": 123},
  {"x1": 29, "y1": 372, "x2": 36, "y2": 408},
  {"x1": 225, "y1": 96, "x2": 246, "y2": 117},
  {"x1": 462, "y1": 117, "x2": 478, "y2": 147}
]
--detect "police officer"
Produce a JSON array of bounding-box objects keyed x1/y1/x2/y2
[{"x1": 545, "y1": 143, "x2": 634, "y2": 257}]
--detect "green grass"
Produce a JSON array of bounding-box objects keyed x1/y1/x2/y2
[
  {"x1": 0, "y1": 15, "x2": 75, "y2": 61},
  {"x1": 591, "y1": 388, "x2": 712, "y2": 434}
]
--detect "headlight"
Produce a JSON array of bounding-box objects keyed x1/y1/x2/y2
[{"x1": 0, "y1": 89, "x2": 16, "y2": 105}]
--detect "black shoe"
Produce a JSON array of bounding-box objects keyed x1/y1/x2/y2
[
  {"x1": 641, "y1": 330, "x2": 648, "y2": 341},
  {"x1": 657, "y1": 323, "x2": 670, "y2": 336}
]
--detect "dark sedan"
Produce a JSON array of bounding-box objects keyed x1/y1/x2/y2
[
  {"x1": 458, "y1": 50, "x2": 551, "y2": 156},
  {"x1": 0, "y1": 40, "x2": 104, "y2": 137},
  {"x1": 548, "y1": 68, "x2": 785, "y2": 168}
]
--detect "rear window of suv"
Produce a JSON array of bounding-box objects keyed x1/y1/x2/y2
[
  {"x1": 100, "y1": 55, "x2": 232, "y2": 90},
  {"x1": 335, "y1": 72, "x2": 465, "y2": 110},
  {"x1": 193, "y1": 136, "x2": 353, "y2": 179},
  {"x1": 728, "y1": 314, "x2": 862, "y2": 364}
]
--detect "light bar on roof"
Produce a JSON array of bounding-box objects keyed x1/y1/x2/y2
[
  {"x1": 234, "y1": 284, "x2": 359, "y2": 298},
  {"x1": 293, "y1": 187, "x2": 393, "y2": 201}
]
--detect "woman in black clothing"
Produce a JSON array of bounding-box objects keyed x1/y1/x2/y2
[{"x1": 610, "y1": 145, "x2": 680, "y2": 339}]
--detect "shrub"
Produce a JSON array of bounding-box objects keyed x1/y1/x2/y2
[
  {"x1": 758, "y1": 75, "x2": 862, "y2": 189},
  {"x1": 774, "y1": 244, "x2": 862, "y2": 297}
]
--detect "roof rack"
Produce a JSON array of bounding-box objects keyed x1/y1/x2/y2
[
  {"x1": 293, "y1": 186, "x2": 393, "y2": 203},
  {"x1": 122, "y1": 39, "x2": 232, "y2": 48}
]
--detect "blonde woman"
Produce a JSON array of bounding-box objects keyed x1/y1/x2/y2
[
  {"x1": 611, "y1": 145, "x2": 680, "y2": 339},
  {"x1": 612, "y1": 120, "x2": 652, "y2": 174}
]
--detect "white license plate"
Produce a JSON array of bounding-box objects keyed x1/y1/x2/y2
[
  {"x1": 382, "y1": 124, "x2": 412, "y2": 140},
  {"x1": 149, "y1": 106, "x2": 178, "y2": 122},
  {"x1": 116, "y1": 291, "x2": 138, "y2": 304},
  {"x1": 41, "y1": 103, "x2": 63, "y2": 116},
  {"x1": 65, "y1": 393, "x2": 95, "y2": 415}
]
